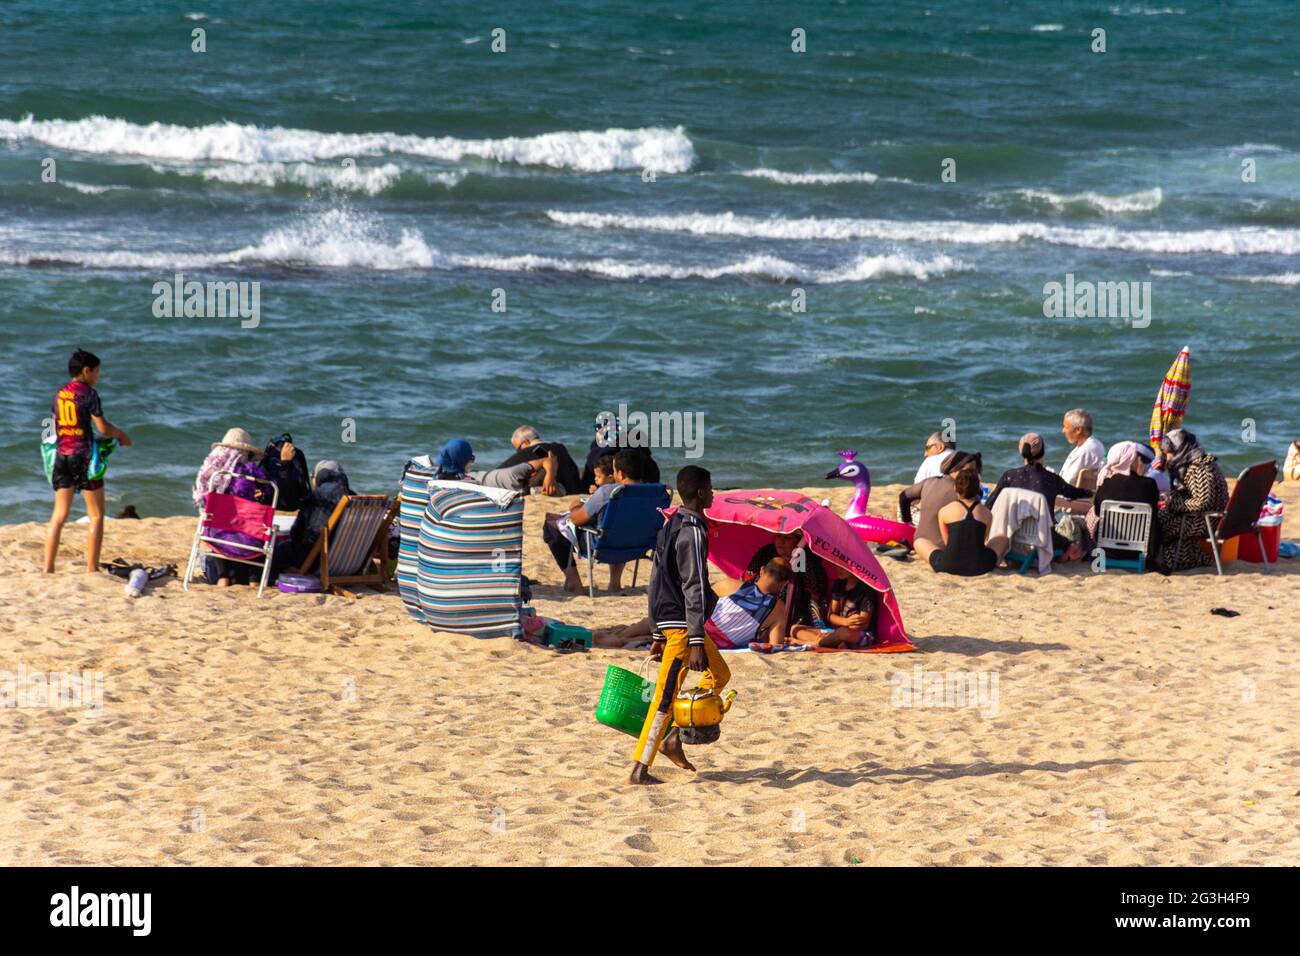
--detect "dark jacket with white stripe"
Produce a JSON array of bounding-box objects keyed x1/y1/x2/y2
[{"x1": 648, "y1": 506, "x2": 718, "y2": 646}]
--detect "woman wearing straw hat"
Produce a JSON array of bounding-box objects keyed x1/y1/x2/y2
[
  {"x1": 193, "y1": 428, "x2": 270, "y2": 507},
  {"x1": 192, "y1": 428, "x2": 292, "y2": 586}
]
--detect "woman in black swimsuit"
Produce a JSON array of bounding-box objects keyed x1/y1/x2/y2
[{"x1": 917, "y1": 467, "x2": 1001, "y2": 576}]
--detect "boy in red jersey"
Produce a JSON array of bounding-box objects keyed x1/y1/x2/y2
[{"x1": 43, "y1": 350, "x2": 132, "y2": 573}]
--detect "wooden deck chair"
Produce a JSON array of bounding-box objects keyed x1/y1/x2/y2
[
  {"x1": 294, "y1": 494, "x2": 397, "y2": 595},
  {"x1": 1200, "y1": 460, "x2": 1277, "y2": 576}
]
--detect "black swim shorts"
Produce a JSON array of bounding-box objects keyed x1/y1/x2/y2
[{"x1": 51, "y1": 453, "x2": 103, "y2": 492}]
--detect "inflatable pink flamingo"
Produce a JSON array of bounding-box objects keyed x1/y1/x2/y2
[{"x1": 826, "y1": 450, "x2": 915, "y2": 547}]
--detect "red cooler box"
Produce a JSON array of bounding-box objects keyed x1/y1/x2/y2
[{"x1": 1237, "y1": 523, "x2": 1281, "y2": 563}]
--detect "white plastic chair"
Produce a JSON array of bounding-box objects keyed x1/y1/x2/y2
[{"x1": 1095, "y1": 500, "x2": 1152, "y2": 573}]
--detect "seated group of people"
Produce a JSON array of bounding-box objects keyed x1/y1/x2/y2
[
  {"x1": 899, "y1": 409, "x2": 1230, "y2": 577},
  {"x1": 596, "y1": 529, "x2": 878, "y2": 650},
  {"x1": 437, "y1": 421, "x2": 662, "y2": 498},
  {"x1": 192, "y1": 428, "x2": 355, "y2": 586},
  {"x1": 190, "y1": 418, "x2": 663, "y2": 590}
]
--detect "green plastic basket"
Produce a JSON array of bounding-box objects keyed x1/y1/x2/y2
[{"x1": 595, "y1": 663, "x2": 655, "y2": 737}]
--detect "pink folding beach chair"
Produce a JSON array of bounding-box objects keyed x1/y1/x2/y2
[{"x1": 182, "y1": 470, "x2": 280, "y2": 596}]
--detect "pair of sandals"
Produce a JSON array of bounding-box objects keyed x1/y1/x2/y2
[{"x1": 99, "y1": 558, "x2": 178, "y2": 581}]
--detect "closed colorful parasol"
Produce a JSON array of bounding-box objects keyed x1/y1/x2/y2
[
  {"x1": 1150, "y1": 345, "x2": 1191, "y2": 450},
  {"x1": 702, "y1": 490, "x2": 913, "y2": 650}
]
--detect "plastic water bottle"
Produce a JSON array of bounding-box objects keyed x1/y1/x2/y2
[{"x1": 125, "y1": 568, "x2": 148, "y2": 598}]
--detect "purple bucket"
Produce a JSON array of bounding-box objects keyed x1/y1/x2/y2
[{"x1": 277, "y1": 573, "x2": 322, "y2": 594}]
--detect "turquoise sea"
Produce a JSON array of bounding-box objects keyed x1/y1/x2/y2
[{"x1": 1, "y1": 1, "x2": 1297, "y2": 521}]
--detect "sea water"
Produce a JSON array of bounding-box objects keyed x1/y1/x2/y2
[{"x1": 1, "y1": 1, "x2": 1296, "y2": 521}]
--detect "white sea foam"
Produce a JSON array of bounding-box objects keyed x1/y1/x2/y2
[
  {"x1": 1012, "y1": 187, "x2": 1163, "y2": 214},
  {"x1": 1031, "y1": 24, "x2": 1065, "y2": 32},
  {"x1": 546, "y1": 210, "x2": 1300, "y2": 256},
  {"x1": 0, "y1": 210, "x2": 442, "y2": 271},
  {"x1": 1229, "y1": 142, "x2": 1285, "y2": 154},
  {"x1": 449, "y1": 251, "x2": 963, "y2": 283},
  {"x1": 0, "y1": 115, "x2": 696, "y2": 173},
  {"x1": 0, "y1": 209, "x2": 961, "y2": 281},
  {"x1": 60, "y1": 181, "x2": 129, "y2": 195},
  {"x1": 1109, "y1": 6, "x2": 1184, "y2": 15},
  {"x1": 149, "y1": 161, "x2": 461, "y2": 194},
  {"x1": 224, "y1": 210, "x2": 442, "y2": 269},
  {"x1": 1231, "y1": 273, "x2": 1300, "y2": 286},
  {"x1": 738, "y1": 168, "x2": 880, "y2": 185},
  {"x1": 0, "y1": 248, "x2": 226, "y2": 269},
  {"x1": 199, "y1": 161, "x2": 404, "y2": 194}
]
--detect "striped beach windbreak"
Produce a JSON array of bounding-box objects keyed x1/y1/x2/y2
[
  {"x1": 416, "y1": 484, "x2": 525, "y2": 638},
  {"x1": 397, "y1": 456, "x2": 437, "y2": 621}
]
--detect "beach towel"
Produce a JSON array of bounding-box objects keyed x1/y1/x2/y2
[
  {"x1": 41, "y1": 434, "x2": 113, "y2": 485},
  {"x1": 202, "y1": 492, "x2": 276, "y2": 559},
  {"x1": 746, "y1": 641, "x2": 915, "y2": 654},
  {"x1": 40, "y1": 432, "x2": 57, "y2": 483},
  {"x1": 415, "y1": 482, "x2": 525, "y2": 638}
]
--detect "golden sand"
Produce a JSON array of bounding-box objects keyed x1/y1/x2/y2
[{"x1": 1, "y1": 482, "x2": 1296, "y2": 866}]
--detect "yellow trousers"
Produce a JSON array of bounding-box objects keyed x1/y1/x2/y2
[{"x1": 632, "y1": 628, "x2": 730, "y2": 768}]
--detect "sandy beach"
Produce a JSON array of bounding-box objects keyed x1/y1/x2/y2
[{"x1": 1, "y1": 481, "x2": 1296, "y2": 867}]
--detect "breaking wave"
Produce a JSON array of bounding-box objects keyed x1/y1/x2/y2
[{"x1": 0, "y1": 115, "x2": 697, "y2": 173}]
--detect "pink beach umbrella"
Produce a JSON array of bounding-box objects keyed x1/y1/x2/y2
[{"x1": 702, "y1": 490, "x2": 914, "y2": 650}]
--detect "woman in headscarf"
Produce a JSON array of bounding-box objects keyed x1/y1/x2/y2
[
  {"x1": 1156, "y1": 429, "x2": 1229, "y2": 572},
  {"x1": 285, "y1": 460, "x2": 353, "y2": 571},
  {"x1": 1134, "y1": 442, "x2": 1171, "y2": 497},
  {"x1": 1085, "y1": 440, "x2": 1163, "y2": 568},
  {"x1": 431, "y1": 438, "x2": 546, "y2": 493}
]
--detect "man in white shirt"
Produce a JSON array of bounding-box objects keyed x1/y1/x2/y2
[
  {"x1": 1059, "y1": 408, "x2": 1105, "y2": 487},
  {"x1": 913, "y1": 431, "x2": 956, "y2": 484}
]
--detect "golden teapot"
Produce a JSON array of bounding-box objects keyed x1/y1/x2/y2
[{"x1": 673, "y1": 686, "x2": 736, "y2": 729}]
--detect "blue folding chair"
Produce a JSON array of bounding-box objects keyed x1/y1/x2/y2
[
  {"x1": 574, "y1": 483, "x2": 671, "y2": 598},
  {"x1": 1003, "y1": 514, "x2": 1063, "y2": 574}
]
